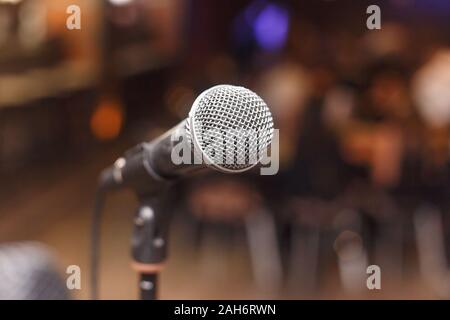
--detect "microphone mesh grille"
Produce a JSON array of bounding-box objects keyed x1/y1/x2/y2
[
  {"x1": 190, "y1": 85, "x2": 273, "y2": 172},
  {"x1": 0, "y1": 242, "x2": 69, "y2": 300}
]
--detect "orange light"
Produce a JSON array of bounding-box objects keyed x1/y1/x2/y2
[{"x1": 90, "y1": 99, "x2": 124, "y2": 141}]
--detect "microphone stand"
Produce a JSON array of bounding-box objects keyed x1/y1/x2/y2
[
  {"x1": 98, "y1": 141, "x2": 201, "y2": 300},
  {"x1": 131, "y1": 187, "x2": 172, "y2": 300},
  {"x1": 102, "y1": 144, "x2": 174, "y2": 300}
]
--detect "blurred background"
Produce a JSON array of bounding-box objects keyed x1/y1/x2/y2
[{"x1": 0, "y1": 0, "x2": 449, "y2": 299}]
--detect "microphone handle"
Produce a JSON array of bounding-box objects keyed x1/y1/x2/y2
[
  {"x1": 99, "y1": 120, "x2": 204, "y2": 194},
  {"x1": 147, "y1": 120, "x2": 204, "y2": 179}
]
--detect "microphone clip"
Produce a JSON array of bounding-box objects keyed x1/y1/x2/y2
[{"x1": 131, "y1": 189, "x2": 173, "y2": 300}]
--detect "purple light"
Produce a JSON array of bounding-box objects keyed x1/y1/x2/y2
[{"x1": 253, "y1": 4, "x2": 289, "y2": 51}]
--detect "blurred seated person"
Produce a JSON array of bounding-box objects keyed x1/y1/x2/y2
[
  {"x1": 411, "y1": 49, "x2": 450, "y2": 208},
  {"x1": 337, "y1": 58, "x2": 415, "y2": 189},
  {"x1": 258, "y1": 62, "x2": 358, "y2": 209}
]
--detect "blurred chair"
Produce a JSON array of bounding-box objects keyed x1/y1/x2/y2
[
  {"x1": 186, "y1": 178, "x2": 283, "y2": 293},
  {"x1": 414, "y1": 205, "x2": 450, "y2": 298},
  {"x1": 286, "y1": 195, "x2": 368, "y2": 295},
  {"x1": 285, "y1": 182, "x2": 405, "y2": 296}
]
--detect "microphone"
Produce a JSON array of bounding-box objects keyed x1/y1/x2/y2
[
  {"x1": 99, "y1": 85, "x2": 274, "y2": 194},
  {"x1": 0, "y1": 242, "x2": 69, "y2": 300},
  {"x1": 92, "y1": 85, "x2": 274, "y2": 299}
]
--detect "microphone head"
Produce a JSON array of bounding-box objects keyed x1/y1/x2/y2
[
  {"x1": 0, "y1": 242, "x2": 69, "y2": 300},
  {"x1": 187, "y1": 85, "x2": 274, "y2": 173}
]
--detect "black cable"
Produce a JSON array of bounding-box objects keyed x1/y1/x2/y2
[{"x1": 90, "y1": 186, "x2": 106, "y2": 300}]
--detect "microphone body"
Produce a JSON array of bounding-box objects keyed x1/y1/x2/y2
[
  {"x1": 99, "y1": 85, "x2": 274, "y2": 194},
  {"x1": 100, "y1": 120, "x2": 202, "y2": 194}
]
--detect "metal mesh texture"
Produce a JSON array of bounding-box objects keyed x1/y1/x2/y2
[
  {"x1": 0, "y1": 242, "x2": 69, "y2": 300},
  {"x1": 188, "y1": 85, "x2": 273, "y2": 172}
]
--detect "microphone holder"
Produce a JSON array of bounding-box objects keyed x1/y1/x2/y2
[{"x1": 131, "y1": 184, "x2": 172, "y2": 300}]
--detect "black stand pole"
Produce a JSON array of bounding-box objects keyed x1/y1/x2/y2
[
  {"x1": 139, "y1": 273, "x2": 158, "y2": 300},
  {"x1": 131, "y1": 192, "x2": 171, "y2": 300}
]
